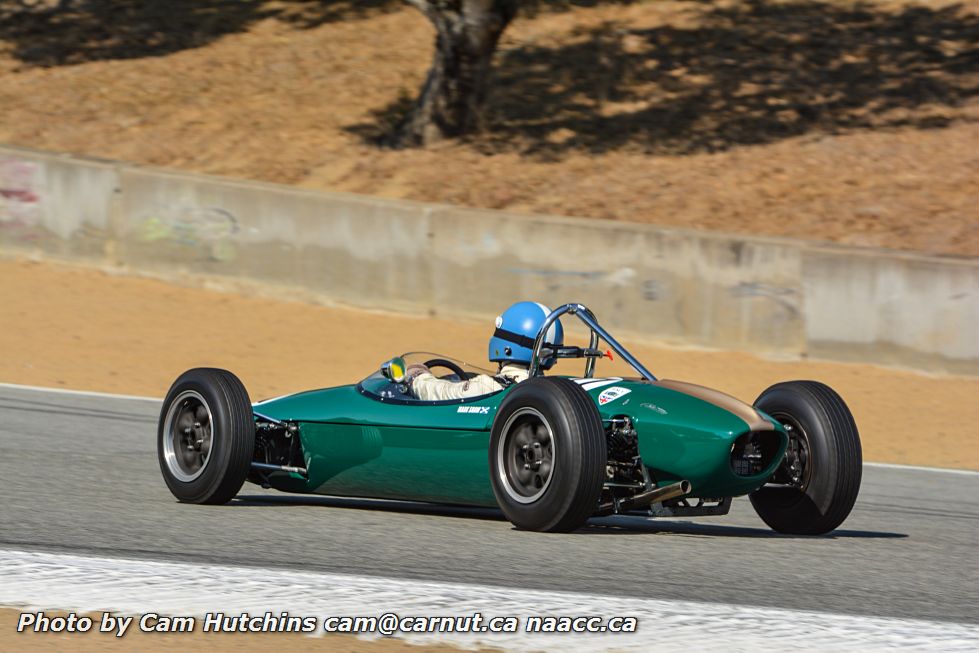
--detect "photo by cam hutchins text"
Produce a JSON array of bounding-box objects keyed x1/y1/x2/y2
[{"x1": 16, "y1": 611, "x2": 640, "y2": 636}]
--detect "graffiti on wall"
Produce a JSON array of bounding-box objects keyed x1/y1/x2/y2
[
  {"x1": 506, "y1": 267, "x2": 636, "y2": 294},
  {"x1": 728, "y1": 281, "x2": 800, "y2": 317},
  {"x1": 0, "y1": 158, "x2": 43, "y2": 233},
  {"x1": 135, "y1": 205, "x2": 239, "y2": 262}
]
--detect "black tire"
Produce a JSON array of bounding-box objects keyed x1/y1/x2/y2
[
  {"x1": 750, "y1": 381, "x2": 862, "y2": 535},
  {"x1": 158, "y1": 368, "x2": 255, "y2": 504},
  {"x1": 489, "y1": 377, "x2": 606, "y2": 532}
]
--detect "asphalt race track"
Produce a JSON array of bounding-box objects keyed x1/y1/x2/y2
[{"x1": 1, "y1": 385, "x2": 976, "y2": 626}]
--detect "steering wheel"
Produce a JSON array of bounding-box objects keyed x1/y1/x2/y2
[{"x1": 423, "y1": 358, "x2": 469, "y2": 380}]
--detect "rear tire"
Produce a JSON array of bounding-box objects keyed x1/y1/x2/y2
[
  {"x1": 158, "y1": 368, "x2": 254, "y2": 504},
  {"x1": 750, "y1": 381, "x2": 862, "y2": 535},
  {"x1": 489, "y1": 378, "x2": 606, "y2": 532}
]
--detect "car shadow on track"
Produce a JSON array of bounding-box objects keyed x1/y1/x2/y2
[
  {"x1": 233, "y1": 494, "x2": 505, "y2": 521},
  {"x1": 233, "y1": 494, "x2": 907, "y2": 539},
  {"x1": 582, "y1": 517, "x2": 908, "y2": 539}
]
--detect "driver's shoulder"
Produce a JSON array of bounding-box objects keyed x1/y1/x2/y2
[{"x1": 498, "y1": 365, "x2": 530, "y2": 383}]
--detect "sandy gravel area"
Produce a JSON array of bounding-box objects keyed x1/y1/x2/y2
[{"x1": 1, "y1": 258, "x2": 976, "y2": 470}]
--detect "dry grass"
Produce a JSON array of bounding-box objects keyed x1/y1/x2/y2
[{"x1": 1, "y1": 0, "x2": 977, "y2": 255}]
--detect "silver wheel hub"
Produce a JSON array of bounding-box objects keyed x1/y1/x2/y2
[
  {"x1": 162, "y1": 390, "x2": 214, "y2": 482},
  {"x1": 497, "y1": 407, "x2": 555, "y2": 504}
]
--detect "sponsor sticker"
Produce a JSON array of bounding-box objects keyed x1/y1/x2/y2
[
  {"x1": 598, "y1": 386, "x2": 631, "y2": 405},
  {"x1": 457, "y1": 406, "x2": 490, "y2": 414}
]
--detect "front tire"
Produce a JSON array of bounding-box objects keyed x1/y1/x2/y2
[
  {"x1": 750, "y1": 381, "x2": 862, "y2": 535},
  {"x1": 489, "y1": 378, "x2": 606, "y2": 532},
  {"x1": 158, "y1": 368, "x2": 255, "y2": 504}
]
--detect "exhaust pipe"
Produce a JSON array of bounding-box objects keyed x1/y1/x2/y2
[
  {"x1": 599, "y1": 480, "x2": 692, "y2": 515},
  {"x1": 250, "y1": 461, "x2": 307, "y2": 476}
]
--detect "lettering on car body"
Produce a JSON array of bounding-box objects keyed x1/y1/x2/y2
[
  {"x1": 641, "y1": 402, "x2": 668, "y2": 414},
  {"x1": 457, "y1": 406, "x2": 490, "y2": 414}
]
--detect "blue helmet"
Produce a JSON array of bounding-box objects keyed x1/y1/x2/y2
[{"x1": 489, "y1": 302, "x2": 564, "y2": 368}]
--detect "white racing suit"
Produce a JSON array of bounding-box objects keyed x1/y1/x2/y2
[{"x1": 410, "y1": 364, "x2": 529, "y2": 401}]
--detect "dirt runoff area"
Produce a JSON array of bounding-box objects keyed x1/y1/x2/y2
[
  {"x1": 0, "y1": 0, "x2": 978, "y2": 256},
  {"x1": 1, "y1": 257, "x2": 976, "y2": 470},
  {"x1": 0, "y1": 609, "x2": 483, "y2": 653}
]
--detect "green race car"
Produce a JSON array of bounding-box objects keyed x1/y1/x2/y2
[{"x1": 157, "y1": 303, "x2": 862, "y2": 534}]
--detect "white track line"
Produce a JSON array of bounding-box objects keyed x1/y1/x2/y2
[
  {"x1": 0, "y1": 382, "x2": 976, "y2": 476},
  {"x1": 863, "y1": 462, "x2": 979, "y2": 476},
  {"x1": 1, "y1": 549, "x2": 976, "y2": 652},
  {"x1": 0, "y1": 382, "x2": 160, "y2": 403}
]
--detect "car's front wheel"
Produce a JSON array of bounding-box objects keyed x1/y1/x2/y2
[
  {"x1": 750, "y1": 380, "x2": 862, "y2": 535},
  {"x1": 158, "y1": 368, "x2": 254, "y2": 504},
  {"x1": 489, "y1": 378, "x2": 606, "y2": 532}
]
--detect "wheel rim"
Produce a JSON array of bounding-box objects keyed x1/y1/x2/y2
[
  {"x1": 497, "y1": 407, "x2": 556, "y2": 504},
  {"x1": 162, "y1": 390, "x2": 214, "y2": 482},
  {"x1": 772, "y1": 412, "x2": 812, "y2": 491}
]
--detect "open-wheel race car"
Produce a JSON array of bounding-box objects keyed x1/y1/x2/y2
[{"x1": 158, "y1": 303, "x2": 862, "y2": 534}]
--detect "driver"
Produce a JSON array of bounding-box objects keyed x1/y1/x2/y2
[{"x1": 406, "y1": 302, "x2": 564, "y2": 401}]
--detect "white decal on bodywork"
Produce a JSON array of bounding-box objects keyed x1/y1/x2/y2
[
  {"x1": 598, "y1": 386, "x2": 632, "y2": 405},
  {"x1": 573, "y1": 377, "x2": 622, "y2": 392}
]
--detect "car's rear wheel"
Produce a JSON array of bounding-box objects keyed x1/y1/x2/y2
[
  {"x1": 489, "y1": 378, "x2": 606, "y2": 532},
  {"x1": 749, "y1": 381, "x2": 862, "y2": 535},
  {"x1": 158, "y1": 368, "x2": 254, "y2": 504}
]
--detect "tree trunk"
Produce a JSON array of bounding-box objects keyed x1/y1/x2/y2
[{"x1": 396, "y1": 0, "x2": 518, "y2": 146}]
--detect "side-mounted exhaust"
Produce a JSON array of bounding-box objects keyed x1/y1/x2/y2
[
  {"x1": 250, "y1": 461, "x2": 307, "y2": 476},
  {"x1": 599, "y1": 480, "x2": 692, "y2": 515}
]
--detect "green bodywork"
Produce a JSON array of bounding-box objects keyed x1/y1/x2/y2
[{"x1": 252, "y1": 373, "x2": 788, "y2": 506}]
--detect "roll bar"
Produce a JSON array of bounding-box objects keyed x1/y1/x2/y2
[{"x1": 528, "y1": 303, "x2": 657, "y2": 382}]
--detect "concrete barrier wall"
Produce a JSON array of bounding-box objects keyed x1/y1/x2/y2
[{"x1": 2, "y1": 145, "x2": 976, "y2": 375}]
